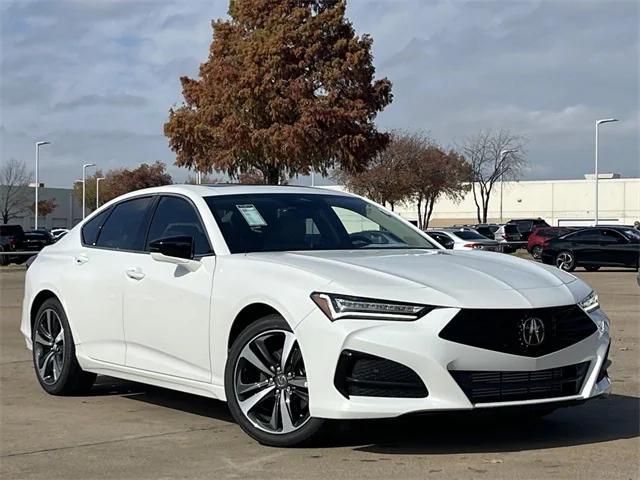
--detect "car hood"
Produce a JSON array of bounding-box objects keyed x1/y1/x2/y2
[{"x1": 248, "y1": 249, "x2": 590, "y2": 309}]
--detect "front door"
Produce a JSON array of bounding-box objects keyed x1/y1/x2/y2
[
  {"x1": 123, "y1": 195, "x2": 215, "y2": 382},
  {"x1": 599, "y1": 229, "x2": 635, "y2": 266}
]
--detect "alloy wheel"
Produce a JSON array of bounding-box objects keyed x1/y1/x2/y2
[
  {"x1": 556, "y1": 252, "x2": 574, "y2": 271},
  {"x1": 34, "y1": 309, "x2": 65, "y2": 385},
  {"x1": 233, "y1": 330, "x2": 310, "y2": 434}
]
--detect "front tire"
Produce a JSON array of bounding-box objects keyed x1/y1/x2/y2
[
  {"x1": 225, "y1": 314, "x2": 325, "y2": 447},
  {"x1": 555, "y1": 250, "x2": 576, "y2": 272},
  {"x1": 32, "y1": 298, "x2": 96, "y2": 395}
]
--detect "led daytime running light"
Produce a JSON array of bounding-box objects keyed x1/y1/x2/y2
[{"x1": 311, "y1": 293, "x2": 431, "y2": 321}]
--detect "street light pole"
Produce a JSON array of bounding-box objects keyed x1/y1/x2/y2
[
  {"x1": 499, "y1": 149, "x2": 518, "y2": 223},
  {"x1": 96, "y1": 177, "x2": 105, "y2": 209},
  {"x1": 594, "y1": 118, "x2": 618, "y2": 225},
  {"x1": 310, "y1": 170, "x2": 315, "y2": 187},
  {"x1": 34, "y1": 141, "x2": 50, "y2": 229},
  {"x1": 82, "y1": 163, "x2": 96, "y2": 219}
]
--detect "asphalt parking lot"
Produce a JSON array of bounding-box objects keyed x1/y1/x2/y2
[{"x1": 1, "y1": 266, "x2": 638, "y2": 479}]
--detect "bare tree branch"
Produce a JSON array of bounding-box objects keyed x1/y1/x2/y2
[
  {"x1": 459, "y1": 130, "x2": 527, "y2": 223},
  {"x1": 0, "y1": 159, "x2": 33, "y2": 224}
]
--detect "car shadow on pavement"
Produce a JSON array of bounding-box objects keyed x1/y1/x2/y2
[
  {"x1": 88, "y1": 377, "x2": 638, "y2": 452},
  {"x1": 343, "y1": 394, "x2": 639, "y2": 454},
  {"x1": 90, "y1": 375, "x2": 236, "y2": 424}
]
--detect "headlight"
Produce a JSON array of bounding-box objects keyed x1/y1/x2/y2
[
  {"x1": 310, "y1": 292, "x2": 433, "y2": 321},
  {"x1": 579, "y1": 290, "x2": 600, "y2": 313}
]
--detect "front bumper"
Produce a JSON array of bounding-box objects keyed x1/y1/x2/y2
[{"x1": 295, "y1": 306, "x2": 611, "y2": 420}]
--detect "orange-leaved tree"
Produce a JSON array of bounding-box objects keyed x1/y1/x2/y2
[
  {"x1": 76, "y1": 162, "x2": 173, "y2": 210},
  {"x1": 164, "y1": 0, "x2": 392, "y2": 184}
]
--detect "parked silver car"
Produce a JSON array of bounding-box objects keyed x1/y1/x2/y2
[{"x1": 426, "y1": 228, "x2": 502, "y2": 251}]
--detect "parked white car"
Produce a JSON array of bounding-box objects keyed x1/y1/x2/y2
[
  {"x1": 21, "y1": 185, "x2": 611, "y2": 446},
  {"x1": 426, "y1": 228, "x2": 501, "y2": 251}
]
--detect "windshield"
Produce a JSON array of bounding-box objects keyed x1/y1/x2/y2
[
  {"x1": 451, "y1": 230, "x2": 488, "y2": 240},
  {"x1": 205, "y1": 193, "x2": 436, "y2": 253}
]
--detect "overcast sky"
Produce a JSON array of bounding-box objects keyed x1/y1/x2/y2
[{"x1": 1, "y1": 0, "x2": 638, "y2": 188}]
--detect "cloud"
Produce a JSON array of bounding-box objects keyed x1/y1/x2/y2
[{"x1": 54, "y1": 94, "x2": 149, "y2": 111}]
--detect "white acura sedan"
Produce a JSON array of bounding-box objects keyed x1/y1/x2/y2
[{"x1": 21, "y1": 185, "x2": 611, "y2": 446}]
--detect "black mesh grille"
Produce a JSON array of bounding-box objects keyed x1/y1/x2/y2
[
  {"x1": 334, "y1": 350, "x2": 428, "y2": 398},
  {"x1": 439, "y1": 305, "x2": 597, "y2": 357},
  {"x1": 450, "y1": 362, "x2": 590, "y2": 404}
]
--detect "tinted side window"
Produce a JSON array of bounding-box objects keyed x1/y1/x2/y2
[
  {"x1": 0, "y1": 225, "x2": 24, "y2": 236},
  {"x1": 81, "y1": 207, "x2": 113, "y2": 246},
  {"x1": 514, "y1": 220, "x2": 533, "y2": 232},
  {"x1": 601, "y1": 229, "x2": 626, "y2": 243},
  {"x1": 566, "y1": 229, "x2": 599, "y2": 241},
  {"x1": 146, "y1": 196, "x2": 212, "y2": 255},
  {"x1": 430, "y1": 233, "x2": 450, "y2": 245},
  {"x1": 96, "y1": 197, "x2": 154, "y2": 251}
]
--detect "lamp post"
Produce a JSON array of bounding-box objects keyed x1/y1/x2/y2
[
  {"x1": 82, "y1": 163, "x2": 96, "y2": 219},
  {"x1": 499, "y1": 149, "x2": 518, "y2": 223},
  {"x1": 34, "y1": 141, "x2": 51, "y2": 229},
  {"x1": 310, "y1": 170, "x2": 315, "y2": 187},
  {"x1": 594, "y1": 118, "x2": 618, "y2": 225},
  {"x1": 96, "y1": 177, "x2": 105, "y2": 209}
]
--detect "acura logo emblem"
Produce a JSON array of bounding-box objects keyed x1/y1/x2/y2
[{"x1": 521, "y1": 317, "x2": 545, "y2": 346}]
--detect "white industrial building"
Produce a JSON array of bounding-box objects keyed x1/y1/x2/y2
[
  {"x1": 2, "y1": 175, "x2": 638, "y2": 231},
  {"x1": 325, "y1": 175, "x2": 640, "y2": 227}
]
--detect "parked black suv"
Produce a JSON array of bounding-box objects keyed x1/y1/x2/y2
[
  {"x1": 0, "y1": 224, "x2": 25, "y2": 266},
  {"x1": 507, "y1": 218, "x2": 550, "y2": 241}
]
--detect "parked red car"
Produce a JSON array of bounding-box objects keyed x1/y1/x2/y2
[{"x1": 527, "y1": 226, "x2": 575, "y2": 260}]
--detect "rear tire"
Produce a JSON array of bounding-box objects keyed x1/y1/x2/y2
[
  {"x1": 225, "y1": 314, "x2": 325, "y2": 447},
  {"x1": 32, "y1": 298, "x2": 96, "y2": 395},
  {"x1": 531, "y1": 245, "x2": 543, "y2": 260},
  {"x1": 0, "y1": 247, "x2": 8, "y2": 266},
  {"x1": 555, "y1": 250, "x2": 576, "y2": 272}
]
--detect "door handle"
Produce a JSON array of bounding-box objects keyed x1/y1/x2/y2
[
  {"x1": 75, "y1": 254, "x2": 89, "y2": 265},
  {"x1": 125, "y1": 268, "x2": 145, "y2": 280}
]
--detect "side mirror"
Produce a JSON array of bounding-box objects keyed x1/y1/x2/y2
[{"x1": 149, "y1": 236, "x2": 200, "y2": 271}]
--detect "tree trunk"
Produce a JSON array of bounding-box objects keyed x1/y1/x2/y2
[
  {"x1": 262, "y1": 166, "x2": 280, "y2": 185},
  {"x1": 424, "y1": 194, "x2": 436, "y2": 229},
  {"x1": 482, "y1": 193, "x2": 490, "y2": 223},
  {"x1": 416, "y1": 194, "x2": 423, "y2": 230},
  {"x1": 471, "y1": 184, "x2": 482, "y2": 223}
]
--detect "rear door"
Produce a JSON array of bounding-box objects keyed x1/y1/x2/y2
[
  {"x1": 565, "y1": 229, "x2": 603, "y2": 264},
  {"x1": 515, "y1": 220, "x2": 534, "y2": 240},
  {"x1": 68, "y1": 196, "x2": 156, "y2": 365},
  {"x1": 123, "y1": 194, "x2": 215, "y2": 382}
]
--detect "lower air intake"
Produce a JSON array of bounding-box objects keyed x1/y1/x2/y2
[
  {"x1": 450, "y1": 362, "x2": 590, "y2": 404},
  {"x1": 334, "y1": 350, "x2": 428, "y2": 399}
]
